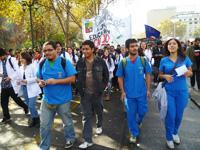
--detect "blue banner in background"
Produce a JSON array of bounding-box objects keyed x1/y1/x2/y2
[{"x1": 145, "y1": 25, "x2": 160, "y2": 38}]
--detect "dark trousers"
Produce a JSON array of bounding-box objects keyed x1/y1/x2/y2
[
  {"x1": 81, "y1": 92, "x2": 103, "y2": 143},
  {"x1": 1, "y1": 87, "x2": 28, "y2": 119},
  {"x1": 190, "y1": 70, "x2": 200, "y2": 89}
]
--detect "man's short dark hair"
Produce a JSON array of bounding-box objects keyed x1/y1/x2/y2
[
  {"x1": 0, "y1": 48, "x2": 7, "y2": 57},
  {"x1": 55, "y1": 41, "x2": 62, "y2": 47},
  {"x1": 43, "y1": 41, "x2": 57, "y2": 49},
  {"x1": 82, "y1": 40, "x2": 95, "y2": 49},
  {"x1": 195, "y1": 37, "x2": 200, "y2": 42},
  {"x1": 125, "y1": 39, "x2": 138, "y2": 49}
]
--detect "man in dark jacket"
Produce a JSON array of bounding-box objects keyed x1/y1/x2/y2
[
  {"x1": 76, "y1": 40, "x2": 109, "y2": 149},
  {"x1": 187, "y1": 37, "x2": 200, "y2": 91}
]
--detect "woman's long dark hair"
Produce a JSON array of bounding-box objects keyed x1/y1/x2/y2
[{"x1": 164, "y1": 38, "x2": 186, "y2": 60}]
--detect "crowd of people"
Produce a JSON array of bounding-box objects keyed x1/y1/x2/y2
[{"x1": 0, "y1": 37, "x2": 199, "y2": 150}]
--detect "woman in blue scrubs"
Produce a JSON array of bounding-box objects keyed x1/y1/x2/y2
[{"x1": 159, "y1": 38, "x2": 193, "y2": 149}]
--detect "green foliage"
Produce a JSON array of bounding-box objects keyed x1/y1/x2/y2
[
  {"x1": 193, "y1": 25, "x2": 200, "y2": 37},
  {"x1": 158, "y1": 19, "x2": 186, "y2": 39}
]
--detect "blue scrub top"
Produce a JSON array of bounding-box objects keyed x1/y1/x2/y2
[
  {"x1": 37, "y1": 56, "x2": 77, "y2": 104},
  {"x1": 159, "y1": 56, "x2": 192, "y2": 91},
  {"x1": 116, "y1": 56, "x2": 152, "y2": 98}
]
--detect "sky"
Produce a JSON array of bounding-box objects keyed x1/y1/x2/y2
[{"x1": 107, "y1": 0, "x2": 200, "y2": 34}]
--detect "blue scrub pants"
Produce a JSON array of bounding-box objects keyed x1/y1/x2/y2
[
  {"x1": 125, "y1": 95, "x2": 148, "y2": 137},
  {"x1": 165, "y1": 90, "x2": 188, "y2": 141}
]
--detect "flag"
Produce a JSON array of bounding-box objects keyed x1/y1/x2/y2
[{"x1": 145, "y1": 25, "x2": 160, "y2": 38}]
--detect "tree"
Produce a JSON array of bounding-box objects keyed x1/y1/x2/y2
[{"x1": 157, "y1": 19, "x2": 186, "y2": 39}]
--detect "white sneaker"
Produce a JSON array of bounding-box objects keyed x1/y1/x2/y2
[
  {"x1": 166, "y1": 140, "x2": 175, "y2": 149},
  {"x1": 172, "y1": 134, "x2": 180, "y2": 144},
  {"x1": 79, "y1": 141, "x2": 93, "y2": 149},
  {"x1": 129, "y1": 136, "x2": 137, "y2": 143},
  {"x1": 96, "y1": 127, "x2": 103, "y2": 135}
]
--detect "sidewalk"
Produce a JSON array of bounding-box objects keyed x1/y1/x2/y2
[{"x1": 190, "y1": 88, "x2": 200, "y2": 108}]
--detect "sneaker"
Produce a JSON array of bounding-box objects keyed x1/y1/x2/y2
[
  {"x1": 65, "y1": 140, "x2": 74, "y2": 149},
  {"x1": 96, "y1": 127, "x2": 103, "y2": 135},
  {"x1": 172, "y1": 134, "x2": 180, "y2": 144},
  {"x1": 166, "y1": 140, "x2": 175, "y2": 149},
  {"x1": 79, "y1": 141, "x2": 93, "y2": 149},
  {"x1": 129, "y1": 136, "x2": 137, "y2": 143},
  {"x1": 0, "y1": 118, "x2": 11, "y2": 124}
]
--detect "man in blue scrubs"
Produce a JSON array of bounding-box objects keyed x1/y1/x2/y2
[
  {"x1": 37, "y1": 41, "x2": 76, "y2": 150},
  {"x1": 117, "y1": 39, "x2": 152, "y2": 143}
]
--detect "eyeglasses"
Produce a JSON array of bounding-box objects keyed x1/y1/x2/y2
[{"x1": 43, "y1": 49, "x2": 54, "y2": 53}]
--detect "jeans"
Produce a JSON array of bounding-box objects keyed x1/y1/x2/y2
[
  {"x1": 1, "y1": 87, "x2": 28, "y2": 119},
  {"x1": 80, "y1": 93, "x2": 103, "y2": 143},
  {"x1": 190, "y1": 70, "x2": 200, "y2": 89},
  {"x1": 22, "y1": 85, "x2": 39, "y2": 118},
  {"x1": 39, "y1": 100, "x2": 75, "y2": 150}
]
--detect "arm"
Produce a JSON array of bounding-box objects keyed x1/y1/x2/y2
[
  {"x1": 46, "y1": 76, "x2": 76, "y2": 85},
  {"x1": 118, "y1": 77, "x2": 126, "y2": 100},
  {"x1": 145, "y1": 73, "x2": 151, "y2": 97}
]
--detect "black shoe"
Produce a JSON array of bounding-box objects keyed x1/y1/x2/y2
[
  {"x1": 24, "y1": 108, "x2": 29, "y2": 115},
  {"x1": 0, "y1": 118, "x2": 11, "y2": 124},
  {"x1": 28, "y1": 117, "x2": 40, "y2": 128},
  {"x1": 65, "y1": 140, "x2": 74, "y2": 149}
]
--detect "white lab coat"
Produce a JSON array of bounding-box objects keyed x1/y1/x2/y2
[
  {"x1": 19, "y1": 63, "x2": 41, "y2": 98},
  {"x1": 104, "y1": 58, "x2": 115, "y2": 80},
  {"x1": 0, "y1": 57, "x2": 21, "y2": 94}
]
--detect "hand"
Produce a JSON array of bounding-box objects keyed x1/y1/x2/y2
[
  {"x1": 120, "y1": 91, "x2": 126, "y2": 102},
  {"x1": 147, "y1": 90, "x2": 151, "y2": 100},
  {"x1": 164, "y1": 75, "x2": 173, "y2": 82},
  {"x1": 4, "y1": 77, "x2": 11, "y2": 82},
  {"x1": 21, "y1": 80, "x2": 27, "y2": 85},
  {"x1": 38, "y1": 80, "x2": 46, "y2": 87},
  {"x1": 46, "y1": 78, "x2": 56, "y2": 85},
  {"x1": 184, "y1": 70, "x2": 192, "y2": 77}
]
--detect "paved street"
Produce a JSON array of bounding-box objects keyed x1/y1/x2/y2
[{"x1": 0, "y1": 91, "x2": 200, "y2": 150}]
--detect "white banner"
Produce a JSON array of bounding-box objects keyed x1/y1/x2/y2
[{"x1": 82, "y1": 9, "x2": 132, "y2": 48}]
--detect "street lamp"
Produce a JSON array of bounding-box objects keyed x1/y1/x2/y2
[
  {"x1": 19, "y1": 0, "x2": 37, "y2": 49},
  {"x1": 171, "y1": 18, "x2": 178, "y2": 38}
]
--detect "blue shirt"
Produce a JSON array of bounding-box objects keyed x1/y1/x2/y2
[
  {"x1": 159, "y1": 56, "x2": 192, "y2": 91},
  {"x1": 116, "y1": 56, "x2": 152, "y2": 98},
  {"x1": 37, "y1": 56, "x2": 77, "y2": 104}
]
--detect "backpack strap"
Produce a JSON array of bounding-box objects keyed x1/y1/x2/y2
[
  {"x1": 61, "y1": 57, "x2": 66, "y2": 71},
  {"x1": 39, "y1": 58, "x2": 46, "y2": 79},
  {"x1": 122, "y1": 57, "x2": 127, "y2": 77},
  {"x1": 140, "y1": 56, "x2": 146, "y2": 73},
  {"x1": 8, "y1": 57, "x2": 16, "y2": 71}
]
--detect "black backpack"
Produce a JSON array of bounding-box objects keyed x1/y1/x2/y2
[
  {"x1": 39, "y1": 57, "x2": 66, "y2": 79},
  {"x1": 8, "y1": 57, "x2": 16, "y2": 71}
]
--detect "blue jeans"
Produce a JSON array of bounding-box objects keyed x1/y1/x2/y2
[
  {"x1": 22, "y1": 85, "x2": 39, "y2": 118},
  {"x1": 125, "y1": 95, "x2": 148, "y2": 137},
  {"x1": 39, "y1": 100, "x2": 75, "y2": 150},
  {"x1": 165, "y1": 90, "x2": 188, "y2": 141}
]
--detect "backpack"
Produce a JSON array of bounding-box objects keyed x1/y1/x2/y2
[
  {"x1": 8, "y1": 57, "x2": 16, "y2": 71},
  {"x1": 122, "y1": 56, "x2": 146, "y2": 77},
  {"x1": 39, "y1": 57, "x2": 66, "y2": 79}
]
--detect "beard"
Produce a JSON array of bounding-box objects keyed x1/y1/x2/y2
[{"x1": 129, "y1": 51, "x2": 137, "y2": 56}]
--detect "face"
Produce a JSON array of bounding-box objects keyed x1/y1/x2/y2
[
  {"x1": 140, "y1": 42, "x2": 147, "y2": 50},
  {"x1": 195, "y1": 40, "x2": 200, "y2": 46},
  {"x1": 56, "y1": 44, "x2": 62, "y2": 54},
  {"x1": 20, "y1": 56, "x2": 26, "y2": 65},
  {"x1": 43, "y1": 44, "x2": 57, "y2": 60},
  {"x1": 67, "y1": 48, "x2": 72, "y2": 54},
  {"x1": 110, "y1": 46, "x2": 114, "y2": 52},
  {"x1": 0, "y1": 55, "x2": 6, "y2": 61},
  {"x1": 104, "y1": 50, "x2": 109, "y2": 57},
  {"x1": 82, "y1": 45, "x2": 94, "y2": 59},
  {"x1": 128, "y1": 42, "x2": 138, "y2": 55},
  {"x1": 167, "y1": 39, "x2": 178, "y2": 53}
]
